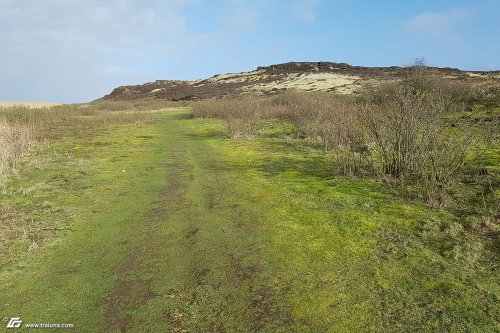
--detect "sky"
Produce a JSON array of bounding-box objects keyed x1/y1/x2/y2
[{"x1": 0, "y1": 0, "x2": 499, "y2": 103}]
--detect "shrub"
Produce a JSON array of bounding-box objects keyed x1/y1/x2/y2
[
  {"x1": 358, "y1": 68, "x2": 490, "y2": 205},
  {"x1": 192, "y1": 96, "x2": 263, "y2": 138},
  {"x1": 191, "y1": 69, "x2": 496, "y2": 207}
]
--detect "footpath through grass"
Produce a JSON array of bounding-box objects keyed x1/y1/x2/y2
[{"x1": 0, "y1": 109, "x2": 498, "y2": 332}]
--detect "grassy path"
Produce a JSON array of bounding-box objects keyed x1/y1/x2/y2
[
  {"x1": 0, "y1": 111, "x2": 293, "y2": 332},
  {"x1": 1, "y1": 110, "x2": 498, "y2": 332}
]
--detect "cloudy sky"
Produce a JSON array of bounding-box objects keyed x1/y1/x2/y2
[{"x1": 1, "y1": 0, "x2": 499, "y2": 102}]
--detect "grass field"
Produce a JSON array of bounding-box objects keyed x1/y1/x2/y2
[{"x1": 0, "y1": 106, "x2": 498, "y2": 332}]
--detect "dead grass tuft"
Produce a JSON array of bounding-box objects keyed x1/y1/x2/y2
[{"x1": 0, "y1": 120, "x2": 36, "y2": 178}]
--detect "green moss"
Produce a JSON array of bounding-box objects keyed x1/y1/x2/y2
[{"x1": 0, "y1": 109, "x2": 498, "y2": 332}]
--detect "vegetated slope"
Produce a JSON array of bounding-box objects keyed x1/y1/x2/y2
[{"x1": 99, "y1": 61, "x2": 500, "y2": 101}]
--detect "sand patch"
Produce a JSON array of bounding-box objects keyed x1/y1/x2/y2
[
  {"x1": 245, "y1": 72, "x2": 363, "y2": 94},
  {"x1": 208, "y1": 69, "x2": 267, "y2": 84}
]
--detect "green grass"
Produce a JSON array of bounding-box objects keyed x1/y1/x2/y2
[
  {"x1": 0, "y1": 109, "x2": 166, "y2": 329},
  {"x1": 202, "y1": 121, "x2": 499, "y2": 332},
  {"x1": 0, "y1": 108, "x2": 498, "y2": 332}
]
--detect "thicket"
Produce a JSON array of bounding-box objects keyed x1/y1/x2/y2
[{"x1": 192, "y1": 67, "x2": 499, "y2": 208}]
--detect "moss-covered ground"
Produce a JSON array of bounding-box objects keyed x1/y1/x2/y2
[{"x1": 0, "y1": 109, "x2": 498, "y2": 332}]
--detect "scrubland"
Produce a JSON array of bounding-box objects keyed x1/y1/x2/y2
[
  {"x1": 0, "y1": 68, "x2": 498, "y2": 332},
  {"x1": 193, "y1": 67, "x2": 499, "y2": 210}
]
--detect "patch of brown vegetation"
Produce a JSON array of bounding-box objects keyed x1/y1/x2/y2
[{"x1": 102, "y1": 279, "x2": 156, "y2": 332}]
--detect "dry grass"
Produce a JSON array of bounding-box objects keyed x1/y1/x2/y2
[
  {"x1": 0, "y1": 120, "x2": 36, "y2": 179},
  {"x1": 89, "y1": 98, "x2": 185, "y2": 111},
  {"x1": 0, "y1": 102, "x2": 62, "y2": 108},
  {"x1": 0, "y1": 101, "x2": 162, "y2": 181}
]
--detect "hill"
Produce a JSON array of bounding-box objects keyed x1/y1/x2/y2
[{"x1": 99, "y1": 61, "x2": 500, "y2": 101}]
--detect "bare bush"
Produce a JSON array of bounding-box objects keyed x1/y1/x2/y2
[
  {"x1": 89, "y1": 98, "x2": 184, "y2": 112},
  {"x1": 192, "y1": 96, "x2": 263, "y2": 138},
  {"x1": 358, "y1": 67, "x2": 492, "y2": 205},
  {"x1": 192, "y1": 66, "x2": 496, "y2": 207}
]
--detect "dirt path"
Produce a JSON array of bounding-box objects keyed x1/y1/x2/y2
[
  {"x1": 0, "y1": 111, "x2": 291, "y2": 332},
  {"x1": 98, "y1": 112, "x2": 292, "y2": 332}
]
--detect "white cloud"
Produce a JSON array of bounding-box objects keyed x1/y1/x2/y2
[
  {"x1": 0, "y1": 0, "x2": 194, "y2": 102},
  {"x1": 404, "y1": 8, "x2": 473, "y2": 39},
  {"x1": 292, "y1": 0, "x2": 319, "y2": 23}
]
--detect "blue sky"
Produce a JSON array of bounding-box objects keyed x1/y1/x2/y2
[{"x1": 0, "y1": 0, "x2": 499, "y2": 102}]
